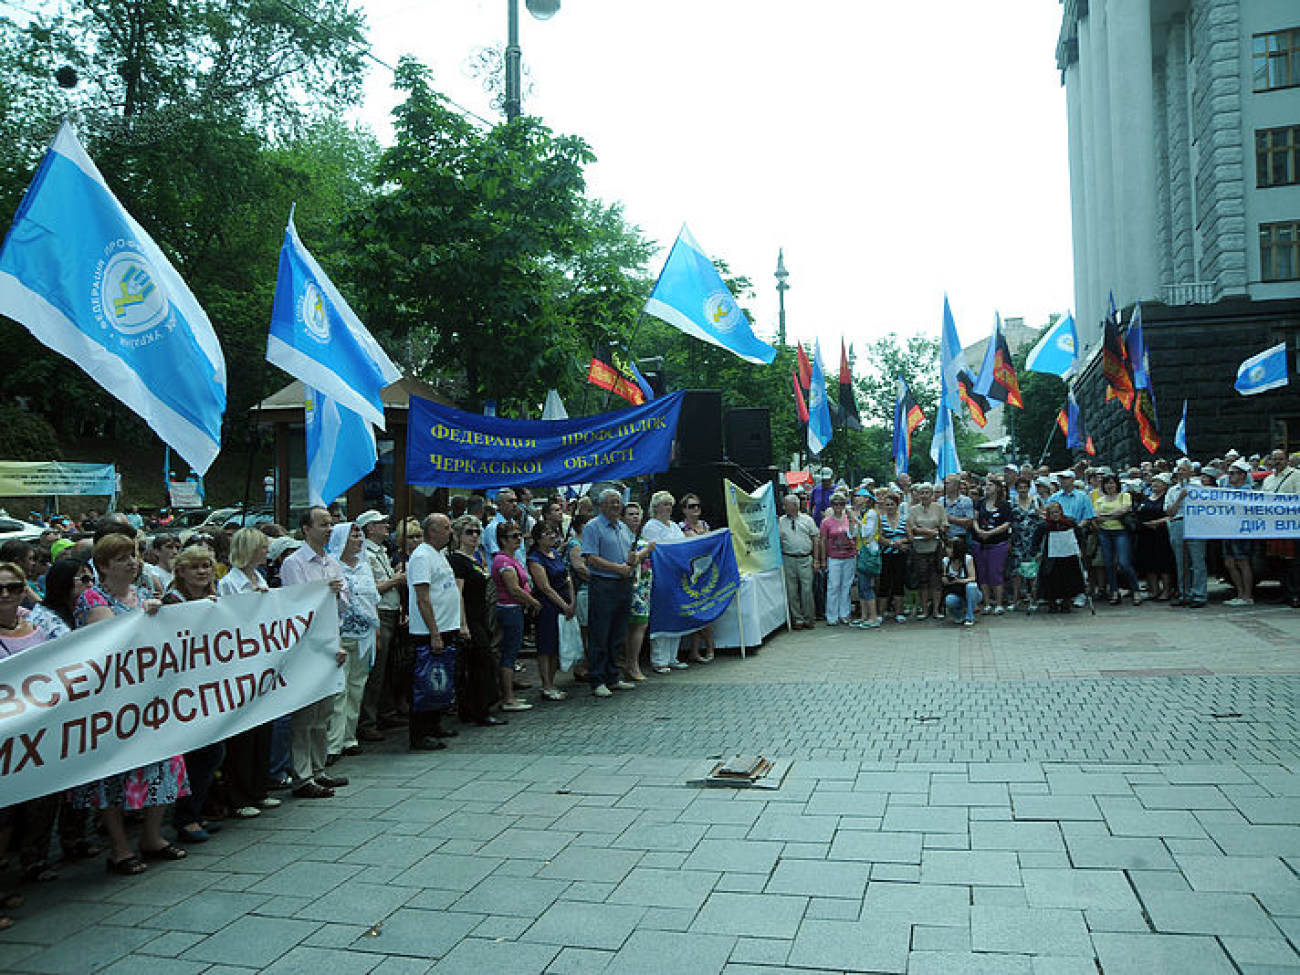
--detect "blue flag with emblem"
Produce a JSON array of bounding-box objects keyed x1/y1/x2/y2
[
  {"x1": 1025, "y1": 312, "x2": 1078, "y2": 377},
  {"x1": 267, "y1": 212, "x2": 401, "y2": 429},
  {"x1": 0, "y1": 123, "x2": 226, "y2": 473},
  {"x1": 305, "y1": 387, "x2": 377, "y2": 507},
  {"x1": 648, "y1": 528, "x2": 741, "y2": 637},
  {"x1": 1234, "y1": 342, "x2": 1289, "y2": 397},
  {"x1": 644, "y1": 225, "x2": 776, "y2": 365}
]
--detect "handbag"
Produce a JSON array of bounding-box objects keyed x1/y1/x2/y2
[
  {"x1": 412, "y1": 641, "x2": 457, "y2": 712},
  {"x1": 558, "y1": 614, "x2": 584, "y2": 673},
  {"x1": 855, "y1": 545, "x2": 882, "y2": 576}
]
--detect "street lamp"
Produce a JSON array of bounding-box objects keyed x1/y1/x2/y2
[
  {"x1": 505, "y1": 0, "x2": 561, "y2": 121},
  {"x1": 774, "y1": 248, "x2": 789, "y2": 346}
]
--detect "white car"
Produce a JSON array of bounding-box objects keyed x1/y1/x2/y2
[{"x1": 0, "y1": 512, "x2": 46, "y2": 544}]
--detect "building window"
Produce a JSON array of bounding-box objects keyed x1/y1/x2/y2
[
  {"x1": 1258, "y1": 127, "x2": 1300, "y2": 187},
  {"x1": 1254, "y1": 28, "x2": 1300, "y2": 91},
  {"x1": 1260, "y1": 221, "x2": 1300, "y2": 282}
]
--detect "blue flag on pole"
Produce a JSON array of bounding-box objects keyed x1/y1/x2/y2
[
  {"x1": 939, "y1": 296, "x2": 968, "y2": 415},
  {"x1": 1025, "y1": 313, "x2": 1078, "y2": 377},
  {"x1": 1234, "y1": 342, "x2": 1289, "y2": 396},
  {"x1": 930, "y1": 400, "x2": 960, "y2": 480},
  {"x1": 1174, "y1": 399, "x2": 1188, "y2": 455},
  {"x1": 0, "y1": 123, "x2": 226, "y2": 473},
  {"x1": 648, "y1": 528, "x2": 741, "y2": 636},
  {"x1": 305, "y1": 387, "x2": 377, "y2": 507},
  {"x1": 644, "y1": 225, "x2": 776, "y2": 365},
  {"x1": 267, "y1": 213, "x2": 401, "y2": 428},
  {"x1": 807, "y1": 339, "x2": 833, "y2": 456},
  {"x1": 1126, "y1": 303, "x2": 1151, "y2": 391}
]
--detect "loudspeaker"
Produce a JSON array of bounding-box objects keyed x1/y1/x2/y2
[
  {"x1": 675, "y1": 389, "x2": 723, "y2": 465},
  {"x1": 726, "y1": 408, "x2": 772, "y2": 469}
]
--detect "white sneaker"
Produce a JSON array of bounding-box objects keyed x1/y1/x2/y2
[
  {"x1": 894, "y1": 615, "x2": 907, "y2": 624},
  {"x1": 1073, "y1": 595, "x2": 1087, "y2": 608},
  {"x1": 233, "y1": 806, "x2": 261, "y2": 819},
  {"x1": 258, "y1": 797, "x2": 282, "y2": 810},
  {"x1": 611, "y1": 680, "x2": 636, "y2": 691},
  {"x1": 592, "y1": 685, "x2": 613, "y2": 697},
  {"x1": 501, "y1": 700, "x2": 533, "y2": 711},
  {"x1": 993, "y1": 605, "x2": 1005, "y2": 616},
  {"x1": 541, "y1": 688, "x2": 567, "y2": 701},
  {"x1": 669, "y1": 661, "x2": 689, "y2": 670}
]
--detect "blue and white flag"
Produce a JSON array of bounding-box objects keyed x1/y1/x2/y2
[
  {"x1": 930, "y1": 400, "x2": 960, "y2": 480},
  {"x1": 939, "y1": 295, "x2": 968, "y2": 415},
  {"x1": 1174, "y1": 399, "x2": 1188, "y2": 455},
  {"x1": 1235, "y1": 342, "x2": 1288, "y2": 397},
  {"x1": 267, "y1": 213, "x2": 401, "y2": 429},
  {"x1": 1025, "y1": 312, "x2": 1078, "y2": 377},
  {"x1": 807, "y1": 338, "x2": 833, "y2": 456},
  {"x1": 305, "y1": 387, "x2": 377, "y2": 507},
  {"x1": 644, "y1": 225, "x2": 776, "y2": 365},
  {"x1": 648, "y1": 528, "x2": 741, "y2": 637},
  {"x1": 0, "y1": 123, "x2": 226, "y2": 473},
  {"x1": 1126, "y1": 303, "x2": 1151, "y2": 391}
]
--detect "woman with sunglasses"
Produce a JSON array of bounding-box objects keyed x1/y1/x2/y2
[
  {"x1": 14, "y1": 558, "x2": 101, "y2": 885},
  {"x1": 449, "y1": 515, "x2": 505, "y2": 726},
  {"x1": 527, "y1": 520, "x2": 574, "y2": 699},
  {"x1": 70, "y1": 532, "x2": 188, "y2": 876},
  {"x1": 492, "y1": 520, "x2": 542, "y2": 712}
]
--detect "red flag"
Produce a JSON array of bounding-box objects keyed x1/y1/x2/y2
[
  {"x1": 587, "y1": 343, "x2": 646, "y2": 405},
  {"x1": 989, "y1": 331, "x2": 1023, "y2": 408},
  {"x1": 796, "y1": 343, "x2": 812, "y2": 391},
  {"x1": 1102, "y1": 305, "x2": 1135, "y2": 409},
  {"x1": 792, "y1": 369, "x2": 809, "y2": 424},
  {"x1": 837, "y1": 339, "x2": 861, "y2": 430},
  {"x1": 957, "y1": 369, "x2": 989, "y2": 428},
  {"x1": 1056, "y1": 408, "x2": 1069, "y2": 437},
  {"x1": 1134, "y1": 389, "x2": 1161, "y2": 454}
]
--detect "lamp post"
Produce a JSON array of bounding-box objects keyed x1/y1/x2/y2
[
  {"x1": 505, "y1": 0, "x2": 561, "y2": 122},
  {"x1": 774, "y1": 248, "x2": 789, "y2": 346}
]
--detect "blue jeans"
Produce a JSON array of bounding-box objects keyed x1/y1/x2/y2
[
  {"x1": 173, "y1": 741, "x2": 225, "y2": 829},
  {"x1": 1098, "y1": 528, "x2": 1140, "y2": 594},
  {"x1": 944, "y1": 583, "x2": 982, "y2": 622},
  {"x1": 586, "y1": 576, "x2": 631, "y2": 689},
  {"x1": 855, "y1": 569, "x2": 877, "y2": 602},
  {"x1": 1168, "y1": 519, "x2": 1206, "y2": 601},
  {"x1": 268, "y1": 715, "x2": 293, "y2": 782},
  {"x1": 496, "y1": 605, "x2": 524, "y2": 669}
]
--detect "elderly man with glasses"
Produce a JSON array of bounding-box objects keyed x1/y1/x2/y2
[{"x1": 579, "y1": 489, "x2": 646, "y2": 698}]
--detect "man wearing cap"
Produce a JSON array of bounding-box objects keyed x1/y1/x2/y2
[
  {"x1": 780, "y1": 493, "x2": 820, "y2": 628},
  {"x1": 356, "y1": 511, "x2": 407, "y2": 742}
]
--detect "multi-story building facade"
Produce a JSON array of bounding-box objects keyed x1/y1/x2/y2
[{"x1": 1056, "y1": 0, "x2": 1300, "y2": 461}]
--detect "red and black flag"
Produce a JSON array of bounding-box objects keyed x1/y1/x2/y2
[
  {"x1": 792, "y1": 368, "x2": 809, "y2": 424},
  {"x1": 892, "y1": 376, "x2": 926, "y2": 475},
  {"x1": 837, "y1": 338, "x2": 862, "y2": 430},
  {"x1": 796, "y1": 342, "x2": 813, "y2": 392},
  {"x1": 1126, "y1": 303, "x2": 1160, "y2": 453},
  {"x1": 957, "y1": 368, "x2": 990, "y2": 428},
  {"x1": 974, "y1": 313, "x2": 1023, "y2": 408},
  {"x1": 1102, "y1": 293, "x2": 1135, "y2": 409},
  {"x1": 587, "y1": 342, "x2": 648, "y2": 406},
  {"x1": 1057, "y1": 391, "x2": 1096, "y2": 456}
]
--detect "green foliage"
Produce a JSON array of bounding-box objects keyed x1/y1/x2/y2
[
  {"x1": 0, "y1": 404, "x2": 61, "y2": 461},
  {"x1": 351, "y1": 59, "x2": 652, "y2": 414}
]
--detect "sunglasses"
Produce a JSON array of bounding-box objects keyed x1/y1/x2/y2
[
  {"x1": 463, "y1": 527, "x2": 482, "y2": 535},
  {"x1": 685, "y1": 503, "x2": 701, "y2": 509},
  {"x1": 0, "y1": 582, "x2": 25, "y2": 596},
  {"x1": 76, "y1": 574, "x2": 95, "y2": 585}
]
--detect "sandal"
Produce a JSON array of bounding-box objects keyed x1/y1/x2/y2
[
  {"x1": 140, "y1": 843, "x2": 187, "y2": 862},
  {"x1": 62, "y1": 840, "x2": 102, "y2": 860},
  {"x1": 106, "y1": 855, "x2": 147, "y2": 876},
  {"x1": 20, "y1": 862, "x2": 57, "y2": 883}
]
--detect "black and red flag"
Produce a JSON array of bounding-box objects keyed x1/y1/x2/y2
[
  {"x1": 837, "y1": 338, "x2": 862, "y2": 430},
  {"x1": 892, "y1": 376, "x2": 926, "y2": 475},
  {"x1": 792, "y1": 368, "x2": 809, "y2": 424},
  {"x1": 796, "y1": 342, "x2": 813, "y2": 392},
  {"x1": 956, "y1": 368, "x2": 990, "y2": 428},
  {"x1": 587, "y1": 341, "x2": 649, "y2": 406},
  {"x1": 973, "y1": 313, "x2": 1023, "y2": 408},
  {"x1": 1102, "y1": 293, "x2": 1135, "y2": 409}
]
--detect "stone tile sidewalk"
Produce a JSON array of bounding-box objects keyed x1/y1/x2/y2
[{"x1": 3, "y1": 601, "x2": 1300, "y2": 973}]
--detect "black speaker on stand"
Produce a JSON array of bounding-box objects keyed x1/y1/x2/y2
[{"x1": 725, "y1": 408, "x2": 772, "y2": 469}]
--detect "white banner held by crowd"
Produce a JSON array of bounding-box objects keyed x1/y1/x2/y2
[
  {"x1": 0, "y1": 583, "x2": 340, "y2": 807},
  {"x1": 1183, "y1": 487, "x2": 1300, "y2": 540}
]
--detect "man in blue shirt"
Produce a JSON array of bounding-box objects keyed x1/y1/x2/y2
[
  {"x1": 580, "y1": 489, "x2": 640, "y2": 697},
  {"x1": 1048, "y1": 470, "x2": 1095, "y2": 524}
]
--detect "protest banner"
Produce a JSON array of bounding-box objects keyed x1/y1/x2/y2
[
  {"x1": 406, "y1": 391, "x2": 685, "y2": 489},
  {"x1": 648, "y1": 528, "x2": 741, "y2": 637},
  {"x1": 0, "y1": 583, "x2": 340, "y2": 806},
  {"x1": 723, "y1": 479, "x2": 782, "y2": 575},
  {"x1": 1184, "y1": 486, "x2": 1300, "y2": 540},
  {"x1": 0, "y1": 461, "x2": 116, "y2": 497}
]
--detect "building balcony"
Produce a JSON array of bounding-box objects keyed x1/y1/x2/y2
[{"x1": 1162, "y1": 282, "x2": 1215, "y2": 306}]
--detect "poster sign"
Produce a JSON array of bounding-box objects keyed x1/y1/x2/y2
[
  {"x1": 1184, "y1": 486, "x2": 1300, "y2": 539},
  {"x1": 0, "y1": 583, "x2": 340, "y2": 806},
  {"x1": 0, "y1": 461, "x2": 115, "y2": 497},
  {"x1": 648, "y1": 528, "x2": 741, "y2": 636},
  {"x1": 723, "y1": 479, "x2": 782, "y2": 574}
]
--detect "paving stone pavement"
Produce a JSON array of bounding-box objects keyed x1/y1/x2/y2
[{"x1": 3, "y1": 601, "x2": 1300, "y2": 973}]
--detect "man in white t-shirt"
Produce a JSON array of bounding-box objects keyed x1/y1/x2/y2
[{"x1": 406, "y1": 513, "x2": 460, "y2": 751}]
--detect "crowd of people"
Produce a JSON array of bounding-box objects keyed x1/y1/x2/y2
[
  {"x1": 0, "y1": 483, "x2": 725, "y2": 927},
  {"x1": 0, "y1": 446, "x2": 1293, "y2": 927},
  {"x1": 779, "y1": 447, "x2": 1300, "y2": 629}
]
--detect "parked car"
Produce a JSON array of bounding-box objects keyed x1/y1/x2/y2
[{"x1": 0, "y1": 512, "x2": 46, "y2": 544}]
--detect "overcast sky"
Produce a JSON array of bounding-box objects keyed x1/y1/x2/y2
[{"x1": 357, "y1": 0, "x2": 1073, "y2": 361}]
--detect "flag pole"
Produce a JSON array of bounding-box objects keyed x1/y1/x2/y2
[
  {"x1": 240, "y1": 358, "x2": 272, "y2": 525},
  {"x1": 1037, "y1": 413, "x2": 1060, "y2": 468}
]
